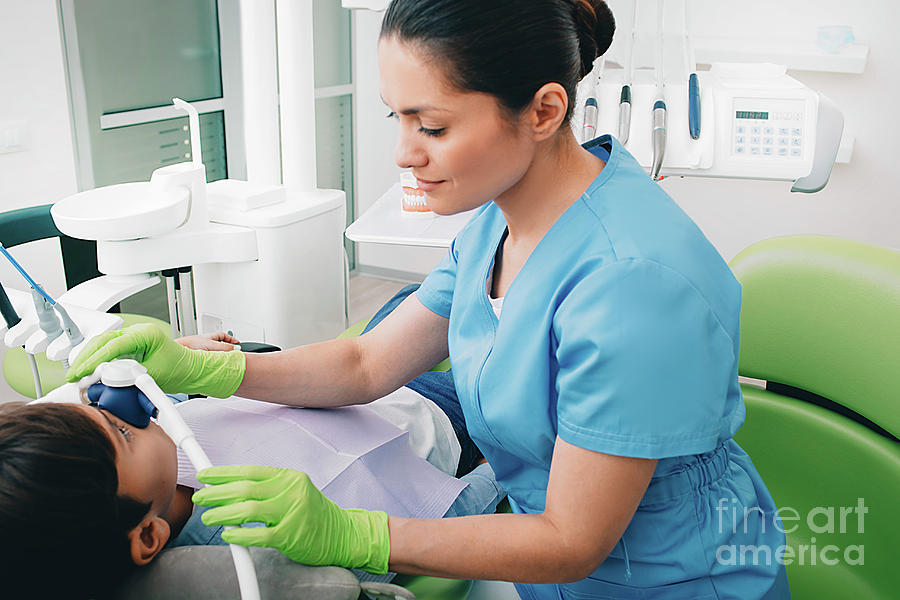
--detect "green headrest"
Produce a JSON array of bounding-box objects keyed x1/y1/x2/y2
[{"x1": 729, "y1": 235, "x2": 900, "y2": 438}]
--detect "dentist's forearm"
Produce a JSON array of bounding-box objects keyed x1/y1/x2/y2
[
  {"x1": 387, "y1": 512, "x2": 612, "y2": 584},
  {"x1": 236, "y1": 338, "x2": 377, "y2": 407},
  {"x1": 235, "y1": 293, "x2": 450, "y2": 407}
]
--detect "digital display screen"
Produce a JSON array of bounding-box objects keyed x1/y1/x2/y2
[{"x1": 736, "y1": 111, "x2": 769, "y2": 120}]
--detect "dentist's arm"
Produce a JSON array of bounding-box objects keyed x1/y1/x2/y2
[
  {"x1": 192, "y1": 437, "x2": 657, "y2": 582},
  {"x1": 237, "y1": 293, "x2": 449, "y2": 407},
  {"x1": 67, "y1": 293, "x2": 448, "y2": 407}
]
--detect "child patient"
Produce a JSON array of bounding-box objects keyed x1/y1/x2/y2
[{"x1": 0, "y1": 285, "x2": 502, "y2": 600}]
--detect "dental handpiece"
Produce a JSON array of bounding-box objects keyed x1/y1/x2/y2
[
  {"x1": 582, "y1": 97, "x2": 598, "y2": 142},
  {"x1": 650, "y1": 100, "x2": 667, "y2": 181},
  {"x1": 618, "y1": 86, "x2": 632, "y2": 144}
]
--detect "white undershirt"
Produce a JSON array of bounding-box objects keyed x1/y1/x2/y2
[
  {"x1": 486, "y1": 267, "x2": 505, "y2": 319},
  {"x1": 488, "y1": 294, "x2": 504, "y2": 318}
]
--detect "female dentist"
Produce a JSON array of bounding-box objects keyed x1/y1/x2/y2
[{"x1": 69, "y1": 1, "x2": 790, "y2": 597}]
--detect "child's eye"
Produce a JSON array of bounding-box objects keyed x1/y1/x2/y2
[{"x1": 117, "y1": 425, "x2": 133, "y2": 441}]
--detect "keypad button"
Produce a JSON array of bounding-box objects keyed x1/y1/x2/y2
[
  {"x1": 778, "y1": 147, "x2": 788, "y2": 156},
  {"x1": 735, "y1": 146, "x2": 745, "y2": 154},
  {"x1": 790, "y1": 148, "x2": 801, "y2": 157},
  {"x1": 736, "y1": 126, "x2": 745, "y2": 134},
  {"x1": 736, "y1": 136, "x2": 745, "y2": 144},
  {"x1": 751, "y1": 147, "x2": 761, "y2": 155},
  {"x1": 764, "y1": 137, "x2": 774, "y2": 146},
  {"x1": 764, "y1": 127, "x2": 774, "y2": 135},
  {"x1": 779, "y1": 128, "x2": 789, "y2": 135},
  {"x1": 751, "y1": 136, "x2": 761, "y2": 144},
  {"x1": 763, "y1": 147, "x2": 773, "y2": 156},
  {"x1": 778, "y1": 137, "x2": 789, "y2": 146},
  {"x1": 752, "y1": 127, "x2": 761, "y2": 135},
  {"x1": 792, "y1": 128, "x2": 801, "y2": 136},
  {"x1": 792, "y1": 138, "x2": 802, "y2": 147}
]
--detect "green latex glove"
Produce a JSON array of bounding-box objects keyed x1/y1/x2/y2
[
  {"x1": 192, "y1": 465, "x2": 390, "y2": 574},
  {"x1": 66, "y1": 323, "x2": 246, "y2": 398}
]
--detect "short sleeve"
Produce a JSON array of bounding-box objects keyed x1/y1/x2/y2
[
  {"x1": 416, "y1": 237, "x2": 459, "y2": 319},
  {"x1": 553, "y1": 259, "x2": 736, "y2": 459}
]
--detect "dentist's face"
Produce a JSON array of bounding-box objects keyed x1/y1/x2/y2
[{"x1": 379, "y1": 37, "x2": 534, "y2": 215}]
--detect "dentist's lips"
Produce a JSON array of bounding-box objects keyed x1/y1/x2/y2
[{"x1": 415, "y1": 178, "x2": 445, "y2": 192}]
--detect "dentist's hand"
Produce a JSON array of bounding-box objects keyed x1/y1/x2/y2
[
  {"x1": 66, "y1": 323, "x2": 246, "y2": 398},
  {"x1": 192, "y1": 465, "x2": 390, "y2": 574}
]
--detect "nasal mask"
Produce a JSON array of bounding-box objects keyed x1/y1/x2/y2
[{"x1": 86, "y1": 383, "x2": 157, "y2": 428}]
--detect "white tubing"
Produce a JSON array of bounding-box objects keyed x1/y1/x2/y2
[
  {"x1": 133, "y1": 374, "x2": 261, "y2": 600},
  {"x1": 26, "y1": 352, "x2": 42, "y2": 399}
]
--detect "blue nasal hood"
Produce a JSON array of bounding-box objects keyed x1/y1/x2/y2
[{"x1": 87, "y1": 383, "x2": 158, "y2": 428}]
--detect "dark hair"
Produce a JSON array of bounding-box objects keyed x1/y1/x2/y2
[
  {"x1": 0, "y1": 402, "x2": 151, "y2": 599},
  {"x1": 381, "y1": 0, "x2": 615, "y2": 122}
]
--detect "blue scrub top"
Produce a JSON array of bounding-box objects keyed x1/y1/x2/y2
[{"x1": 417, "y1": 136, "x2": 788, "y2": 599}]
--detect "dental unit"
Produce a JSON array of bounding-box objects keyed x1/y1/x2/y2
[
  {"x1": 49, "y1": 98, "x2": 348, "y2": 353},
  {"x1": 574, "y1": 1, "x2": 843, "y2": 192}
]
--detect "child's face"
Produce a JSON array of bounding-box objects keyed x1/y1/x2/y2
[{"x1": 73, "y1": 404, "x2": 178, "y2": 517}]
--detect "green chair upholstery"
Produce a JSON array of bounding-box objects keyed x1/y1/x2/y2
[
  {"x1": 729, "y1": 235, "x2": 900, "y2": 599},
  {"x1": 3, "y1": 313, "x2": 171, "y2": 398},
  {"x1": 0, "y1": 204, "x2": 169, "y2": 399}
]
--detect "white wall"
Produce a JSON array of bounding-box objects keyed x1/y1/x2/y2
[
  {"x1": 0, "y1": 0, "x2": 76, "y2": 298},
  {"x1": 0, "y1": 1, "x2": 77, "y2": 402},
  {"x1": 352, "y1": 0, "x2": 900, "y2": 277}
]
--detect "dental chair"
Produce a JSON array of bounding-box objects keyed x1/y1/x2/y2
[
  {"x1": 115, "y1": 315, "x2": 479, "y2": 600},
  {"x1": 0, "y1": 204, "x2": 170, "y2": 399},
  {"x1": 729, "y1": 235, "x2": 899, "y2": 599}
]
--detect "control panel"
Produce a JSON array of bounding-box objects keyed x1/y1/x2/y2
[{"x1": 732, "y1": 98, "x2": 806, "y2": 160}]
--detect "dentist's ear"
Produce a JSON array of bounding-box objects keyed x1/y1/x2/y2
[
  {"x1": 527, "y1": 82, "x2": 569, "y2": 141},
  {"x1": 128, "y1": 516, "x2": 171, "y2": 566}
]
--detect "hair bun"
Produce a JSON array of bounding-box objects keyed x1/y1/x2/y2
[{"x1": 571, "y1": 0, "x2": 615, "y2": 78}]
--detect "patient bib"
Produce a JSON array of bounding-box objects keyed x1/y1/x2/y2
[{"x1": 175, "y1": 396, "x2": 467, "y2": 519}]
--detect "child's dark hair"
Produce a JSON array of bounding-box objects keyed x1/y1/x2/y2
[
  {"x1": 381, "y1": 0, "x2": 615, "y2": 122},
  {"x1": 0, "y1": 402, "x2": 151, "y2": 599}
]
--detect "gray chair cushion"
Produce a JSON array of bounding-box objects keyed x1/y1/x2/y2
[{"x1": 115, "y1": 546, "x2": 415, "y2": 600}]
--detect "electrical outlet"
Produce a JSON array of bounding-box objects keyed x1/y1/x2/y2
[{"x1": 0, "y1": 120, "x2": 28, "y2": 154}]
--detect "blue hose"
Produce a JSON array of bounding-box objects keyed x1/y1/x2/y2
[{"x1": 0, "y1": 244, "x2": 56, "y2": 305}]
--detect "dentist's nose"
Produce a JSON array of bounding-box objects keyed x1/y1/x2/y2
[{"x1": 394, "y1": 130, "x2": 427, "y2": 170}]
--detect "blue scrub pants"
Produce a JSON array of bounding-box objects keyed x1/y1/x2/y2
[{"x1": 513, "y1": 441, "x2": 791, "y2": 600}]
